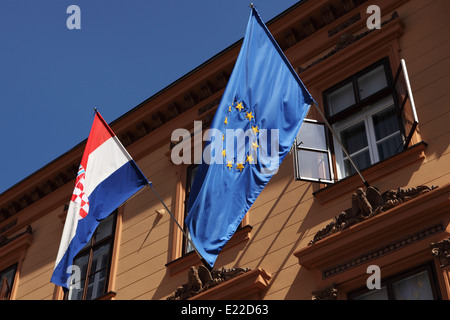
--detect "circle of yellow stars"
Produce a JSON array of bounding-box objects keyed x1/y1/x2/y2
[{"x1": 222, "y1": 100, "x2": 259, "y2": 173}]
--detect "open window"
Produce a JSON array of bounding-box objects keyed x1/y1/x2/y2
[
  {"x1": 393, "y1": 59, "x2": 419, "y2": 148},
  {"x1": 293, "y1": 119, "x2": 334, "y2": 184},
  {"x1": 293, "y1": 58, "x2": 420, "y2": 183}
]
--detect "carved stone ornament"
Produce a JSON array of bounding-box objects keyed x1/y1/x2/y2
[
  {"x1": 431, "y1": 238, "x2": 450, "y2": 268},
  {"x1": 309, "y1": 185, "x2": 439, "y2": 245},
  {"x1": 167, "y1": 266, "x2": 251, "y2": 300},
  {"x1": 311, "y1": 284, "x2": 338, "y2": 300}
]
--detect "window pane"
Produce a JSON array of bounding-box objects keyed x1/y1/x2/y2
[
  {"x1": 91, "y1": 243, "x2": 111, "y2": 274},
  {"x1": 393, "y1": 270, "x2": 435, "y2": 300},
  {"x1": 377, "y1": 133, "x2": 402, "y2": 161},
  {"x1": 327, "y1": 82, "x2": 355, "y2": 116},
  {"x1": 1, "y1": 268, "x2": 16, "y2": 289},
  {"x1": 340, "y1": 121, "x2": 368, "y2": 155},
  {"x1": 73, "y1": 253, "x2": 89, "y2": 282},
  {"x1": 86, "y1": 269, "x2": 107, "y2": 300},
  {"x1": 353, "y1": 286, "x2": 389, "y2": 300},
  {"x1": 185, "y1": 231, "x2": 194, "y2": 254},
  {"x1": 67, "y1": 278, "x2": 85, "y2": 300},
  {"x1": 357, "y1": 65, "x2": 388, "y2": 100},
  {"x1": 189, "y1": 165, "x2": 198, "y2": 189},
  {"x1": 343, "y1": 150, "x2": 371, "y2": 176},
  {"x1": 297, "y1": 121, "x2": 327, "y2": 150},
  {"x1": 86, "y1": 243, "x2": 111, "y2": 300},
  {"x1": 68, "y1": 253, "x2": 89, "y2": 300},
  {"x1": 373, "y1": 106, "x2": 400, "y2": 141},
  {"x1": 94, "y1": 213, "x2": 115, "y2": 242},
  {"x1": 373, "y1": 106, "x2": 402, "y2": 161},
  {"x1": 297, "y1": 149, "x2": 331, "y2": 181},
  {"x1": 0, "y1": 265, "x2": 16, "y2": 299}
]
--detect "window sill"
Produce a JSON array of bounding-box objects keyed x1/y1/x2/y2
[
  {"x1": 166, "y1": 225, "x2": 253, "y2": 275},
  {"x1": 94, "y1": 291, "x2": 117, "y2": 300},
  {"x1": 313, "y1": 141, "x2": 427, "y2": 203}
]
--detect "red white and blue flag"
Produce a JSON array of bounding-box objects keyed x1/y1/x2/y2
[{"x1": 51, "y1": 111, "x2": 148, "y2": 289}]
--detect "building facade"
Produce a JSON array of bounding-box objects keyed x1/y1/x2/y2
[{"x1": 1, "y1": 0, "x2": 449, "y2": 300}]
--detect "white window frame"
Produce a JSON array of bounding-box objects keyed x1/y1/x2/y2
[
  {"x1": 293, "y1": 119, "x2": 334, "y2": 184},
  {"x1": 333, "y1": 96, "x2": 400, "y2": 179}
]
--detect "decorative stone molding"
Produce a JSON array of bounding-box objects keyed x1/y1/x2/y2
[
  {"x1": 322, "y1": 224, "x2": 444, "y2": 279},
  {"x1": 431, "y1": 238, "x2": 450, "y2": 268},
  {"x1": 167, "y1": 266, "x2": 252, "y2": 300},
  {"x1": 328, "y1": 13, "x2": 361, "y2": 37},
  {"x1": 310, "y1": 185, "x2": 439, "y2": 245},
  {"x1": 312, "y1": 284, "x2": 338, "y2": 300},
  {"x1": 298, "y1": 11, "x2": 400, "y2": 74},
  {"x1": 0, "y1": 225, "x2": 32, "y2": 249},
  {"x1": 0, "y1": 219, "x2": 17, "y2": 236}
]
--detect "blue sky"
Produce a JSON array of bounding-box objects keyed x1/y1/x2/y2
[{"x1": 0, "y1": 0, "x2": 300, "y2": 193}]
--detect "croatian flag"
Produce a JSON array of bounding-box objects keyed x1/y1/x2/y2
[{"x1": 51, "y1": 111, "x2": 148, "y2": 289}]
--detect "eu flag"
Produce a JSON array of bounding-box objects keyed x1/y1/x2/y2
[{"x1": 186, "y1": 7, "x2": 315, "y2": 267}]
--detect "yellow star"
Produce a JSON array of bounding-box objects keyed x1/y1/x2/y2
[
  {"x1": 224, "y1": 117, "x2": 228, "y2": 125},
  {"x1": 251, "y1": 141, "x2": 259, "y2": 150},
  {"x1": 222, "y1": 149, "x2": 226, "y2": 158},
  {"x1": 246, "y1": 154, "x2": 254, "y2": 164},
  {"x1": 226, "y1": 161, "x2": 233, "y2": 170},
  {"x1": 245, "y1": 111, "x2": 254, "y2": 121},
  {"x1": 236, "y1": 163, "x2": 244, "y2": 172},
  {"x1": 222, "y1": 134, "x2": 225, "y2": 141},
  {"x1": 235, "y1": 102, "x2": 244, "y2": 112},
  {"x1": 228, "y1": 105, "x2": 232, "y2": 112},
  {"x1": 251, "y1": 125, "x2": 259, "y2": 134}
]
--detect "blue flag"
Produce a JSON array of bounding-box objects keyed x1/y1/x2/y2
[{"x1": 186, "y1": 7, "x2": 315, "y2": 268}]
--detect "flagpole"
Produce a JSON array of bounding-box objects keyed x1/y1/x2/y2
[
  {"x1": 311, "y1": 102, "x2": 370, "y2": 187},
  {"x1": 147, "y1": 182, "x2": 213, "y2": 271}
]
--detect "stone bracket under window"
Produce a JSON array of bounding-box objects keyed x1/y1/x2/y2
[
  {"x1": 431, "y1": 238, "x2": 450, "y2": 268},
  {"x1": 167, "y1": 265, "x2": 271, "y2": 300},
  {"x1": 309, "y1": 185, "x2": 438, "y2": 245},
  {"x1": 312, "y1": 284, "x2": 338, "y2": 300}
]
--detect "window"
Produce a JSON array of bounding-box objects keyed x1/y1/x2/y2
[
  {"x1": 183, "y1": 164, "x2": 198, "y2": 255},
  {"x1": 293, "y1": 119, "x2": 334, "y2": 183},
  {"x1": 326, "y1": 59, "x2": 404, "y2": 179},
  {"x1": 0, "y1": 264, "x2": 17, "y2": 300},
  {"x1": 66, "y1": 212, "x2": 117, "y2": 300},
  {"x1": 167, "y1": 161, "x2": 252, "y2": 274},
  {"x1": 334, "y1": 97, "x2": 403, "y2": 178},
  {"x1": 349, "y1": 264, "x2": 440, "y2": 300},
  {"x1": 294, "y1": 58, "x2": 419, "y2": 183}
]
